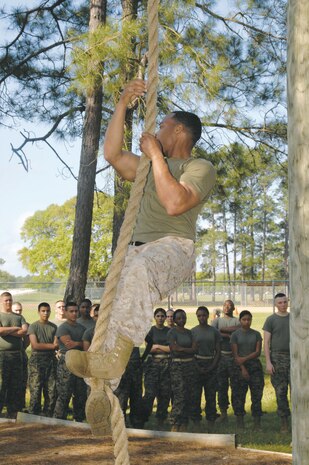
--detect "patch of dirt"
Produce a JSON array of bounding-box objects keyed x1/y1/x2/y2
[{"x1": 0, "y1": 423, "x2": 292, "y2": 465}]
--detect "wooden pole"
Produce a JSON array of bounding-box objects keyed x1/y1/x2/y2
[{"x1": 288, "y1": 1, "x2": 309, "y2": 463}]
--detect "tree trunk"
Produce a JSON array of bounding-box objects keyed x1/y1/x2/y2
[
  {"x1": 64, "y1": 0, "x2": 107, "y2": 304},
  {"x1": 288, "y1": 1, "x2": 309, "y2": 463},
  {"x1": 222, "y1": 202, "x2": 231, "y2": 286},
  {"x1": 111, "y1": 0, "x2": 139, "y2": 253}
]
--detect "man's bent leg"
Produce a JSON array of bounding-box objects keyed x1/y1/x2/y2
[{"x1": 67, "y1": 237, "x2": 194, "y2": 384}]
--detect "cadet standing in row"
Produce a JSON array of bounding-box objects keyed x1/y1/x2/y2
[
  {"x1": 28, "y1": 302, "x2": 58, "y2": 416},
  {"x1": 211, "y1": 300, "x2": 239, "y2": 423},
  {"x1": 142, "y1": 308, "x2": 171, "y2": 428},
  {"x1": 231, "y1": 310, "x2": 264, "y2": 431},
  {"x1": 12, "y1": 301, "x2": 29, "y2": 410},
  {"x1": 0, "y1": 292, "x2": 28, "y2": 418},
  {"x1": 54, "y1": 302, "x2": 87, "y2": 422},
  {"x1": 263, "y1": 293, "x2": 290, "y2": 432},
  {"x1": 168, "y1": 309, "x2": 197, "y2": 432},
  {"x1": 191, "y1": 306, "x2": 221, "y2": 431}
]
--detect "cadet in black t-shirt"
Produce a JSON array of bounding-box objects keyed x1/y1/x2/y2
[
  {"x1": 142, "y1": 308, "x2": 171, "y2": 427},
  {"x1": 168, "y1": 309, "x2": 197, "y2": 432},
  {"x1": 230, "y1": 310, "x2": 264, "y2": 431},
  {"x1": 53, "y1": 302, "x2": 87, "y2": 422},
  {"x1": 28, "y1": 302, "x2": 58, "y2": 417},
  {"x1": 191, "y1": 306, "x2": 221, "y2": 431}
]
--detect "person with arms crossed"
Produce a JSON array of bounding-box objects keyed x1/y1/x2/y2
[
  {"x1": 28, "y1": 302, "x2": 58, "y2": 417},
  {"x1": 0, "y1": 292, "x2": 28, "y2": 418},
  {"x1": 263, "y1": 292, "x2": 290, "y2": 432},
  {"x1": 231, "y1": 310, "x2": 264, "y2": 431},
  {"x1": 12, "y1": 301, "x2": 29, "y2": 411},
  {"x1": 191, "y1": 306, "x2": 221, "y2": 432},
  {"x1": 211, "y1": 299, "x2": 240, "y2": 423},
  {"x1": 54, "y1": 302, "x2": 87, "y2": 422}
]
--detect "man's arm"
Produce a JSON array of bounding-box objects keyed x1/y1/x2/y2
[
  {"x1": 140, "y1": 137, "x2": 201, "y2": 216},
  {"x1": 264, "y1": 330, "x2": 275, "y2": 374},
  {"x1": 0, "y1": 326, "x2": 26, "y2": 337},
  {"x1": 220, "y1": 325, "x2": 240, "y2": 334},
  {"x1": 104, "y1": 79, "x2": 146, "y2": 181},
  {"x1": 11, "y1": 323, "x2": 28, "y2": 338},
  {"x1": 29, "y1": 334, "x2": 58, "y2": 351},
  {"x1": 59, "y1": 335, "x2": 83, "y2": 350}
]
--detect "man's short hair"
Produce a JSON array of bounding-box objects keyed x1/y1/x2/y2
[
  {"x1": 65, "y1": 301, "x2": 77, "y2": 310},
  {"x1": 239, "y1": 310, "x2": 252, "y2": 320},
  {"x1": 1, "y1": 291, "x2": 12, "y2": 298},
  {"x1": 171, "y1": 111, "x2": 202, "y2": 147},
  {"x1": 196, "y1": 305, "x2": 209, "y2": 316},
  {"x1": 38, "y1": 302, "x2": 51, "y2": 311},
  {"x1": 154, "y1": 307, "x2": 166, "y2": 317},
  {"x1": 80, "y1": 298, "x2": 92, "y2": 307},
  {"x1": 275, "y1": 292, "x2": 286, "y2": 299}
]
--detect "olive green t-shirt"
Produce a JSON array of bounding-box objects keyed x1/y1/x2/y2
[
  {"x1": 77, "y1": 317, "x2": 95, "y2": 330},
  {"x1": 212, "y1": 316, "x2": 239, "y2": 352},
  {"x1": 82, "y1": 326, "x2": 95, "y2": 344},
  {"x1": 132, "y1": 157, "x2": 216, "y2": 243},
  {"x1": 230, "y1": 328, "x2": 262, "y2": 357},
  {"x1": 262, "y1": 313, "x2": 290, "y2": 353},
  {"x1": 167, "y1": 327, "x2": 193, "y2": 359},
  {"x1": 191, "y1": 325, "x2": 221, "y2": 356},
  {"x1": 56, "y1": 321, "x2": 85, "y2": 354},
  {"x1": 0, "y1": 312, "x2": 26, "y2": 351},
  {"x1": 147, "y1": 325, "x2": 170, "y2": 346},
  {"x1": 28, "y1": 320, "x2": 57, "y2": 353}
]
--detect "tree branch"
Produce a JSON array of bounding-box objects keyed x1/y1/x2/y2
[
  {"x1": 196, "y1": 3, "x2": 286, "y2": 41},
  {"x1": 10, "y1": 105, "x2": 85, "y2": 175}
]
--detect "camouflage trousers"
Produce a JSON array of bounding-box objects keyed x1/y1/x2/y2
[
  {"x1": 28, "y1": 353, "x2": 57, "y2": 417},
  {"x1": 114, "y1": 360, "x2": 144, "y2": 428},
  {"x1": 191, "y1": 359, "x2": 218, "y2": 421},
  {"x1": 142, "y1": 357, "x2": 171, "y2": 422},
  {"x1": 53, "y1": 355, "x2": 87, "y2": 422},
  {"x1": 216, "y1": 354, "x2": 235, "y2": 412},
  {"x1": 21, "y1": 350, "x2": 28, "y2": 409},
  {"x1": 100, "y1": 237, "x2": 195, "y2": 390},
  {"x1": 231, "y1": 359, "x2": 264, "y2": 417},
  {"x1": 170, "y1": 359, "x2": 197, "y2": 427},
  {"x1": 0, "y1": 350, "x2": 23, "y2": 416},
  {"x1": 270, "y1": 352, "x2": 291, "y2": 417}
]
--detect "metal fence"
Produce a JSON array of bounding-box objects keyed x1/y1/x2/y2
[{"x1": 0, "y1": 280, "x2": 289, "y2": 323}]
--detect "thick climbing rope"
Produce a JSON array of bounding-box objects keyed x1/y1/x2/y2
[{"x1": 87, "y1": 1, "x2": 159, "y2": 464}]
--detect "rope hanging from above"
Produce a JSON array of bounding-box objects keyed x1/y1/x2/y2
[{"x1": 87, "y1": 1, "x2": 160, "y2": 464}]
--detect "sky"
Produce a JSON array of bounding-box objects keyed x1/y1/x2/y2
[
  {"x1": 0, "y1": 125, "x2": 79, "y2": 276},
  {"x1": 0, "y1": 0, "x2": 82, "y2": 277}
]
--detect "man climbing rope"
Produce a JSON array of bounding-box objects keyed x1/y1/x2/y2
[{"x1": 66, "y1": 79, "x2": 216, "y2": 386}]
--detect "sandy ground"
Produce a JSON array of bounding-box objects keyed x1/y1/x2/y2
[{"x1": 0, "y1": 422, "x2": 292, "y2": 465}]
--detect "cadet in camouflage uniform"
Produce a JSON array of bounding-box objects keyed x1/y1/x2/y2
[
  {"x1": 82, "y1": 304, "x2": 99, "y2": 351},
  {"x1": 114, "y1": 347, "x2": 144, "y2": 428},
  {"x1": 191, "y1": 306, "x2": 221, "y2": 431},
  {"x1": 263, "y1": 293, "x2": 290, "y2": 432},
  {"x1": 168, "y1": 309, "x2": 197, "y2": 432},
  {"x1": 28, "y1": 302, "x2": 58, "y2": 417},
  {"x1": 142, "y1": 308, "x2": 171, "y2": 427},
  {"x1": 0, "y1": 291, "x2": 28, "y2": 418},
  {"x1": 12, "y1": 301, "x2": 29, "y2": 410},
  {"x1": 231, "y1": 310, "x2": 264, "y2": 430},
  {"x1": 211, "y1": 300, "x2": 239, "y2": 423},
  {"x1": 53, "y1": 302, "x2": 87, "y2": 422}
]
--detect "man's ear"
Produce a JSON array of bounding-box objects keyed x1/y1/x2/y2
[{"x1": 175, "y1": 123, "x2": 184, "y2": 134}]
